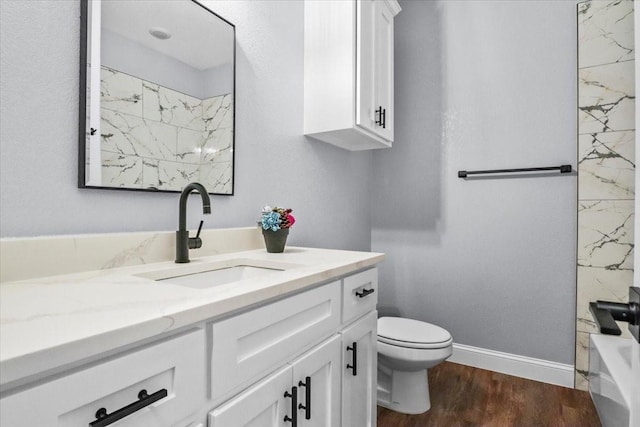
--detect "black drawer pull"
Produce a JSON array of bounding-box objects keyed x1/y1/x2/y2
[
  {"x1": 284, "y1": 386, "x2": 298, "y2": 426},
  {"x1": 347, "y1": 342, "x2": 358, "y2": 376},
  {"x1": 355, "y1": 288, "x2": 375, "y2": 298},
  {"x1": 90, "y1": 388, "x2": 167, "y2": 427},
  {"x1": 298, "y1": 376, "x2": 311, "y2": 420}
]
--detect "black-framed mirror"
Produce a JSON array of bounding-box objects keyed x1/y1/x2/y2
[{"x1": 79, "y1": 0, "x2": 235, "y2": 195}]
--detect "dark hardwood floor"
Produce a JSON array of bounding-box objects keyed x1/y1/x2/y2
[{"x1": 377, "y1": 362, "x2": 601, "y2": 427}]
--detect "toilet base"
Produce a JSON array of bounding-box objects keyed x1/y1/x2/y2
[{"x1": 377, "y1": 368, "x2": 431, "y2": 414}]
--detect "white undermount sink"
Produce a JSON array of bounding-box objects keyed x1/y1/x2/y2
[
  {"x1": 159, "y1": 265, "x2": 284, "y2": 289},
  {"x1": 137, "y1": 258, "x2": 300, "y2": 289}
]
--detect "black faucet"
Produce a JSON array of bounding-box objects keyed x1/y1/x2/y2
[
  {"x1": 176, "y1": 182, "x2": 211, "y2": 263},
  {"x1": 589, "y1": 287, "x2": 640, "y2": 343}
]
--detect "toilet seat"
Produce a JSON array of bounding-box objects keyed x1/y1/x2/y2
[
  {"x1": 378, "y1": 317, "x2": 452, "y2": 349},
  {"x1": 378, "y1": 335, "x2": 453, "y2": 349}
]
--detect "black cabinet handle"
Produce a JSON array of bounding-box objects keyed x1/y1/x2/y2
[
  {"x1": 355, "y1": 288, "x2": 375, "y2": 298},
  {"x1": 375, "y1": 106, "x2": 387, "y2": 129},
  {"x1": 90, "y1": 389, "x2": 167, "y2": 427},
  {"x1": 298, "y1": 376, "x2": 311, "y2": 420},
  {"x1": 347, "y1": 342, "x2": 358, "y2": 376},
  {"x1": 284, "y1": 386, "x2": 298, "y2": 425}
]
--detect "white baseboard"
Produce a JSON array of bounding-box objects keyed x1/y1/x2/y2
[{"x1": 448, "y1": 343, "x2": 575, "y2": 388}]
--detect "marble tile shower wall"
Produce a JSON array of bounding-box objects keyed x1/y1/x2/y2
[
  {"x1": 576, "y1": 0, "x2": 635, "y2": 390},
  {"x1": 100, "y1": 66, "x2": 233, "y2": 193}
]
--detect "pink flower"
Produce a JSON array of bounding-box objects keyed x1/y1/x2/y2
[{"x1": 287, "y1": 214, "x2": 296, "y2": 227}]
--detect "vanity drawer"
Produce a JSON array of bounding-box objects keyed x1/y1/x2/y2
[
  {"x1": 342, "y1": 268, "x2": 378, "y2": 324},
  {"x1": 0, "y1": 329, "x2": 206, "y2": 427},
  {"x1": 210, "y1": 280, "x2": 341, "y2": 401}
]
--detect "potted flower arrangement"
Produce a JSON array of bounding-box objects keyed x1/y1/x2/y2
[{"x1": 260, "y1": 205, "x2": 295, "y2": 253}]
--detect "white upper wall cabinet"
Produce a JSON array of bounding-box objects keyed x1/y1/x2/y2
[{"x1": 304, "y1": 0, "x2": 401, "y2": 151}]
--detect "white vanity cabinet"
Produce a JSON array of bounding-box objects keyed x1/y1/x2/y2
[
  {"x1": 304, "y1": 0, "x2": 401, "y2": 151},
  {"x1": 209, "y1": 335, "x2": 342, "y2": 427},
  {"x1": 208, "y1": 268, "x2": 379, "y2": 427},
  {"x1": 0, "y1": 329, "x2": 206, "y2": 427},
  {"x1": 0, "y1": 264, "x2": 380, "y2": 427}
]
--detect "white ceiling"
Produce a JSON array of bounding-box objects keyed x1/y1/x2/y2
[{"x1": 101, "y1": 0, "x2": 234, "y2": 71}]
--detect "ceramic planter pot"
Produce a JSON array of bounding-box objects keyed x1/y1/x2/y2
[{"x1": 262, "y1": 228, "x2": 289, "y2": 253}]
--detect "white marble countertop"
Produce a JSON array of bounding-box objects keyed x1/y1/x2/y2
[{"x1": 0, "y1": 247, "x2": 384, "y2": 389}]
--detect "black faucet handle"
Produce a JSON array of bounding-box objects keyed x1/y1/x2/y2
[
  {"x1": 589, "y1": 302, "x2": 622, "y2": 335},
  {"x1": 188, "y1": 221, "x2": 204, "y2": 250},
  {"x1": 195, "y1": 220, "x2": 204, "y2": 239}
]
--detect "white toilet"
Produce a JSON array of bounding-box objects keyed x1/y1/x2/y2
[{"x1": 377, "y1": 316, "x2": 453, "y2": 414}]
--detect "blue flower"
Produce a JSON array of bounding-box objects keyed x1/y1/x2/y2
[{"x1": 261, "y1": 211, "x2": 281, "y2": 231}]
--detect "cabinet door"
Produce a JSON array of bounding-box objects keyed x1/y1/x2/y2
[
  {"x1": 372, "y1": 0, "x2": 395, "y2": 142},
  {"x1": 290, "y1": 335, "x2": 341, "y2": 427},
  {"x1": 208, "y1": 366, "x2": 293, "y2": 427},
  {"x1": 341, "y1": 311, "x2": 378, "y2": 427},
  {"x1": 357, "y1": 0, "x2": 394, "y2": 143},
  {"x1": 356, "y1": 0, "x2": 376, "y2": 135}
]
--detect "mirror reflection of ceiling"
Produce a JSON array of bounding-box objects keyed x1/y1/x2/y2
[{"x1": 101, "y1": 0, "x2": 233, "y2": 71}]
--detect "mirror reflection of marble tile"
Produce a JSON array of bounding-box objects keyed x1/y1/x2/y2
[
  {"x1": 177, "y1": 127, "x2": 203, "y2": 163},
  {"x1": 101, "y1": 67, "x2": 143, "y2": 117},
  {"x1": 578, "y1": 130, "x2": 635, "y2": 199},
  {"x1": 577, "y1": 200, "x2": 634, "y2": 270},
  {"x1": 202, "y1": 128, "x2": 233, "y2": 163},
  {"x1": 200, "y1": 162, "x2": 232, "y2": 194},
  {"x1": 578, "y1": 0, "x2": 635, "y2": 69},
  {"x1": 142, "y1": 81, "x2": 161, "y2": 122},
  {"x1": 101, "y1": 151, "x2": 143, "y2": 187},
  {"x1": 101, "y1": 109, "x2": 139, "y2": 155},
  {"x1": 141, "y1": 158, "x2": 161, "y2": 190},
  {"x1": 157, "y1": 86, "x2": 204, "y2": 132},
  {"x1": 578, "y1": 61, "x2": 635, "y2": 134},
  {"x1": 98, "y1": 66, "x2": 233, "y2": 194},
  {"x1": 101, "y1": 109, "x2": 177, "y2": 160},
  {"x1": 203, "y1": 94, "x2": 233, "y2": 129},
  {"x1": 142, "y1": 82, "x2": 204, "y2": 132},
  {"x1": 143, "y1": 160, "x2": 201, "y2": 191},
  {"x1": 170, "y1": 161, "x2": 201, "y2": 190}
]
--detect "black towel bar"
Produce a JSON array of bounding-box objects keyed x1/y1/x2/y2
[{"x1": 458, "y1": 165, "x2": 572, "y2": 178}]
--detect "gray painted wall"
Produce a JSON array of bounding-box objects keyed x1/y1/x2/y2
[
  {"x1": 0, "y1": 0, "x2": 373, "y2": 252},
  {"x1": 372, "y1": 0, "x2": 578, "y2": 364}
]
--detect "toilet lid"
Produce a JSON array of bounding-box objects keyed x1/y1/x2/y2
[{"x1": 378, "y1": 317, "x2": 452, "y2": 347}]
